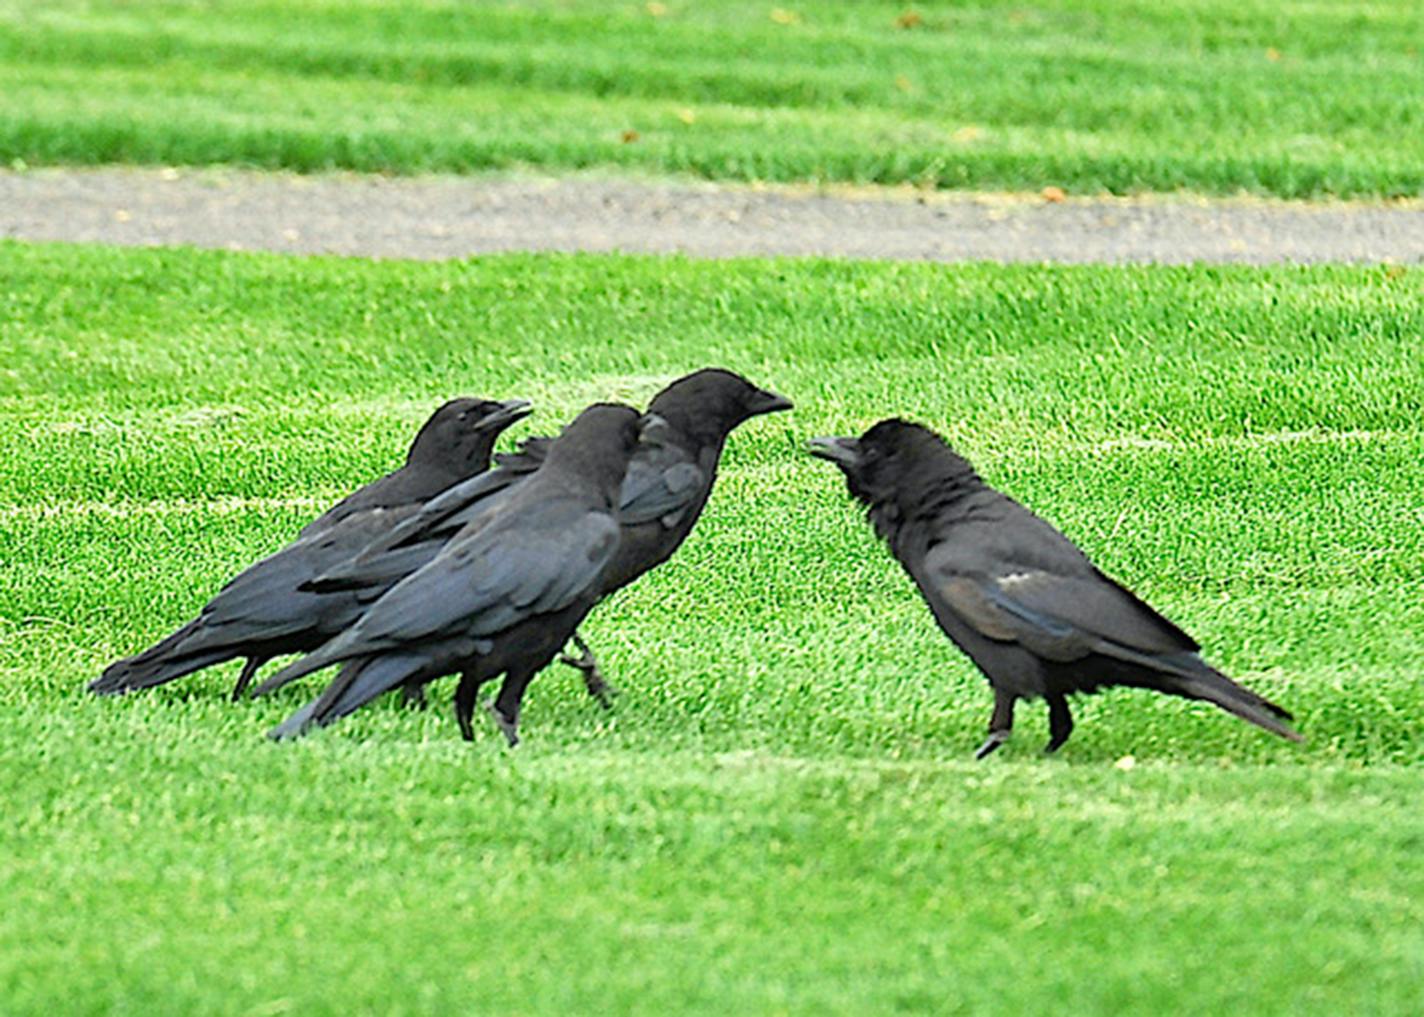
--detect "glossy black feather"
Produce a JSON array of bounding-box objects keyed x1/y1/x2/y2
[
  {"x1": 310, "y1": 369, "x2": 791, "y2": 603},
  {"x1": 89, "y1": 397, "x2": 528, "y2": 698},
  {"x1": 262, "y1": 403, "x2": 645, "y2": 743},
  {"x1": 811, "y1": 419, "x2": 1300, "y2": 755}
]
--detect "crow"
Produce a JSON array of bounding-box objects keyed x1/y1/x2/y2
[
  {"x1": 809, "y1": 419, "x2": 1301, "y2": 757},
  {"x1": 88, "y1": 397, "x2": 531, "y2": 700},
  {"x1": 303, "y1": 368, "x2": 793, "y2": 704},
  {"x1": 258, "y1": 403, "x2": 650, "y2": 745}
]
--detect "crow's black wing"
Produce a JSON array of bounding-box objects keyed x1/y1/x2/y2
[
  {"x1": 305, "y1": 466, "x2": 531, "y2": 592},
  {"x1": 362, "y1": 505, "x2": 620, "y2": 642},
  {"x1": 373, "y1": 465, "x2": 528, "y2": 553},
  {"x1": 265, "y1": 499, "x2": 619, "y2": 732},
  {"x1": 921, "y1": 521, "x2": 1199, "y2": 665},
  {"x1": 617, "y1": 445, "x2": 706, "y2": 528},
  {"x1": 176, "y1": 505, "x2": 416, "y2": 650},
  {"x1": 254, "y1": 499, "x2": 620, "y2": 695}
]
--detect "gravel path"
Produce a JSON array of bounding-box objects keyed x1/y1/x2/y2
[{"x1": 3, "y1": 167, "x2": 1422, "y2": 264}]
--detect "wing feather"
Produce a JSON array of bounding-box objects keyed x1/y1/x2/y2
[{"x1": 925, "y1": 539, "x2": 1199, "y2": 663}]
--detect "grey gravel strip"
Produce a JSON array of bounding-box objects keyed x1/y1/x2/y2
[{"x1": 3, "y1": 167, "x2": 1421, "y2": 264}]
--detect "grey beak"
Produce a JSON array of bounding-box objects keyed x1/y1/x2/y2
[
  {"x1": 749, "y1": 389, "x2": 795, "y2": 416},
  {"x1": 474, "y1": 398, "x2": 533, "y2": 432},
  {"x1": 807, "y1": 435, "x2": 861, "y2": 467}
]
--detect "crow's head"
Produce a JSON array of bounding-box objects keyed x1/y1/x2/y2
[
  {"x1": 407, "y1": 397, "x2": 533, "y2": 471},
  {"x1": 646, "y1": 368, "x2": 792, "y2": 447},
  {"x1": 547, "y1": 402, "x2": 653, "y2": 502},
  {"x1": 809, "y1": 418, "x2": 980, "y2": 513}
]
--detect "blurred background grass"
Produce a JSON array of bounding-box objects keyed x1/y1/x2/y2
[{"x1": 2, "y1": 0, "x2": 1422, "y2": 196}]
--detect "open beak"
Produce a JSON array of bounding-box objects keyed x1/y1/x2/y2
[
  {"x1": 807, "y1": 435, "x2": 861, "y2": 468},
  {"x1": 638, "y1": 412, "x2": 673, "y2": 446},
  {"x1": 748, "y1": 388, "x2": 794, "y2": 416},
  {"x1": 474, "y1": 398, "x2": 533, "y2": 432}
]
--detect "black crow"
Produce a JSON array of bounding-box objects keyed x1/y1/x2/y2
[
  {"x1": 88, "y1": 397, "x2": 531, "y2": 700},
  {"x1": 259, "y1": 403, "x2": 649, "y2": 745},
  {"x1": 305, "y1": 368, "x2": 792, "y2": 704},
  {"x1": 809, "y1": 419, "x2": 1301, "y2": 757}
]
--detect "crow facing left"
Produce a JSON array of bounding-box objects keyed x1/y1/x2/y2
[
  {"x1": 810, "y1": 419, "x2": 1302, "y2": 757},
  {"x1": 88, "y1": 397, "x2": 531, "y2": 700}
]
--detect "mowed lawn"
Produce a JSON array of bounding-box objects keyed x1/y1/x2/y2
[
  {"x1": 2, "y1": 0, "x2": 1422, "y2": 198},
  {"x1": 2, "y1": 241, "x2": 1423, "y2": 1013}
]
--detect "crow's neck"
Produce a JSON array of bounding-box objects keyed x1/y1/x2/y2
[
  {"x1": 543, "y1": 452, "x2": 624, "y2": 508},
  {"x1": 402, "y1": 451, "x2": 475, "y2": 488},
  {"x1": 864, "y1": 467, "x2": 986, "y2": 546}
]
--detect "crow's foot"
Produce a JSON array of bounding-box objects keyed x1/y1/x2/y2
[
  {"x1": 486, "y1": 701, "x2": 521, "y2": 748},
  {"x1": 974, "y1": 729, "x2": 1011, "y2": 760}
]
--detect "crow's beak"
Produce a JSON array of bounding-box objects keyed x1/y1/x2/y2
[
  {"x1": 807, "y1": 435, "x2": 861, "y2": 467},
  {"x1": 474, "y1": 399, "x2": 533, "y2": 432},
  {"x1": 748, "y1": 388, "x2": 794, "y2": 416},
  {"x1": 638, "y1": 412, "x2": 672, "y2": 446}
]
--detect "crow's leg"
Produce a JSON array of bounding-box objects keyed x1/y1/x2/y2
[
  {"x1": 455, "y1": 671, "x2": 488, "y2": 742},
  {"x1": 229, "y1": 657, "x2": 265, "y2": 702},
  {"x1": 974, "y1": 688, "x2": 1017, "y2": 759},
  {"x1": 1044, "y1": 694, "x2": 1074, "y2": 754},
  {"x1": 487, "y1": 669, "x2": 537, "y2": 748},
  {"x1": 400, "y1": 683, "x2": 428, "y2": 710},
  {"x1": 559, "y1": 632, "x2": 618, "y2": 709}
]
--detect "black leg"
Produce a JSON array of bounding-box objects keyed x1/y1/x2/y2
[
  {"x1": 1044, "y1": 694, "x2": 1074, "y2": 754},
  {"x1": 229, "y1": 657, "x2": 264, "y2": 702},
  {"x1": 488, "y1": 669, "x2": 536, "y2": 747},
  {"x1": 454, "y1": 671, "x2": 484, "y2": 742},
  {"x1": 559, "y1": 632, "x2": 619, "y2": 709},
  {"x1": 974, "y1": 688, "x2": 1017, "y2": 760}
]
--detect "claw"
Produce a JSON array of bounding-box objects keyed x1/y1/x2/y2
[
  {"x1": 486, "y1": 701, "x2": 520, "y2": 748},
  {"x1": 559, "y1": 642, "x2": 620, "y2": 709},
  {"x1": 974, "y1": 729, "x2": 1011, "y2": 760},
  {"x1": 401, "y1": 684, "x2": 428, "y2": 711}
]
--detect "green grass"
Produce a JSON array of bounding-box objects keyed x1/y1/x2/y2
[
  {"x1": 2, "y1": 240, "x2": 1423, "y2": 1013},
  {"x1": 2, "y1": 0, "x2": 1423, "y2": 198}
]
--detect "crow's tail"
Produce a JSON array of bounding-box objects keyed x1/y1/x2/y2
[
  {"x1": 88, "y1": 619, "x2": 235, "y2": 695},
  {"x1": 268, "y1": 653, "x2": 427, "y2": 740},
  {"x1": 1170, "y1": 658, "x2": 1302, "y2": 742}
]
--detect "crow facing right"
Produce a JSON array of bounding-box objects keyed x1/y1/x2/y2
[
  {"x1": 302, "y1": 368, "x2": 793, "y2": 705},
  {"x1": 811, "y1": 419, "x2": 1301, "y2": 757},
  {"x1": 261, "y1": 403, "x2": 650, "y2": 745},
  {"x1": 89, "y1": 397, "x2": 530, "y2": 700}
]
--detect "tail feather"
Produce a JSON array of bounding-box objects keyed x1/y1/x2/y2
[
  {"x1": 268, "y1": 653, "x2": 427, "y2": 740},
  {"x1": 1173, "y1": 662, "x2": 1301, "y2": 742},
  {"x1": 1090, "y1": 643, "x2": 1301, "y2": 742},
  {"x1": 89, "y1": 619, "x2": 236, "y2": 695},
  {"x1": 267, "y1": 698, "x2": 320, "y2": 741}
]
